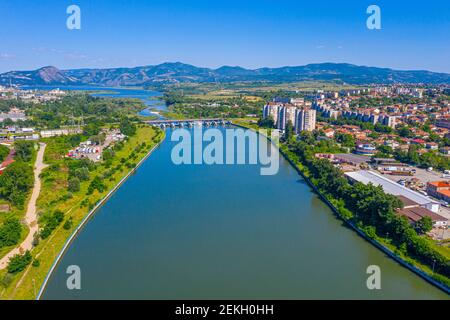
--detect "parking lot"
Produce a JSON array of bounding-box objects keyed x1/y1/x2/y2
[{"x1": 383, "y1": 167, "x2": 447, "y2": 185}]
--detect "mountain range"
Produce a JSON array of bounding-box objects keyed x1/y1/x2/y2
[{"x1": 1, "y1": 62, "x2": 450, "y2": 86}]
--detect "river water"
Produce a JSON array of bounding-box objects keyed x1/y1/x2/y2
[
  {"x1": 22, "y1": 85, "x2": 167, "y2": 117},
  {"x1": 41, "y1": 125, "x2": 448, "y2": 299}
]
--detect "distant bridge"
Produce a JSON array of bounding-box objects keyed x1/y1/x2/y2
[{"x1": 145, "y1": 118, "x2": 231, "y2": 128}]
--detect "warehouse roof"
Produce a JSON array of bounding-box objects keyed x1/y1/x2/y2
[{"x1": 345, "y1": 170, "x2": 439, "y2": 207}]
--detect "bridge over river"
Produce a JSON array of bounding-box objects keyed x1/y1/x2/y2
[{"x1": 145, "y1": 118, "x2": 231, "y2": 128}]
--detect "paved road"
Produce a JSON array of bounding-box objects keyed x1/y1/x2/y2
[{"x1": 0, "y1": 143, "x2": 48, "y2": 269}]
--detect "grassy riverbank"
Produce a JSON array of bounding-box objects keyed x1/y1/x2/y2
[{"x1": 0, "y1": 126, "x2": 165, "y2": 300}]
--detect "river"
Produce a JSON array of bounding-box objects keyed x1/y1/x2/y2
[
  {"x1": 22, "y1": 85, "x2": 167, "y2": 117},
  {"x1": 41, "y1": 123, "x2": 448, "y2": 299}
]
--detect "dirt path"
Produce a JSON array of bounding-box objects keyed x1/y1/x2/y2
[{"x1": 0, "y1": 143, "x2": 48, "y2": 270}]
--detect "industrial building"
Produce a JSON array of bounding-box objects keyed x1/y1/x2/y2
[{"x1": 345, "y1": 170, "x2": 441, "y2": 213}]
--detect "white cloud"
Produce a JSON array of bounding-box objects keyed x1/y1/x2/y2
[
  {"x1": 65, "y1": 52, "x2": 88, "y2": 60},
  {"x1": 0, "y1": 53, "x2": 15, "y2": 59}
]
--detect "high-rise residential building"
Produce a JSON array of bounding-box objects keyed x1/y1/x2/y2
[
  {"x1": 262, "y1": 103, "x2": 316, "y2": 134},
  {"x1": 278, "y1": 106, "x2": 297, "y2": 130},
  {"x1": 295, "y1": 108, "x2": 317, "y2": 133},
  {"x1": 380, "y1": 115, "x2": 397, "y2": 128},
  {"x1": 262, "y1": 103, "x2": 282, "y2": 126}
]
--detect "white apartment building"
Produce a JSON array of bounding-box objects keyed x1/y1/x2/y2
[
  {"x1": 262, "y1": 103, "x2": 317, "y2": 133},
  {"x1": 295, "y1": 108, "x2": 317, "y2": 133}
]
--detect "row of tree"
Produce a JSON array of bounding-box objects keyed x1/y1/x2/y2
[{"x1": 286, "y1": 135, "x2": 450, "y2": 280}]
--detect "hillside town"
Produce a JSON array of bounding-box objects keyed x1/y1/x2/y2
[{"x1": 0, "y1": 85, "x2": 66, "y2": 103}]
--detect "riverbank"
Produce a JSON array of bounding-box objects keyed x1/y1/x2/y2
[
  {"x1": 0, "y1": 126, "x2": 166, "y2": 300},
  {"x1": 36, "y1": 132, "x2": 166, "y2": 300},
  {"x1": 232, "y1": 120, "x2": 450, "y2": 295}
]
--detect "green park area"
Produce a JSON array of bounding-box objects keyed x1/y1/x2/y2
[{"x1": 0, "y1": 125, "x2": 164, "y2": 300}]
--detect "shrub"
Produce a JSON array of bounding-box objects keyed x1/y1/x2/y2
[
  {"x1": 14, "y1": 141, "x2": 35, "y2": 162},
  {"x1": 7, "y1": 251, "x2": 32, "y2": 274},
  {"x1": 0, "y1": 161, "x2": 34, "y2": 208},
  {"x1": 40, "y1": 210, "x2": 65, "y2": 239},
  {"x1": 68, "y1": 177, "x2": 81, "y2": 192},
  {"x1": 1, "y1": 273, "x2": 14, "y2": 288},
  {"x1": 0, "y1": 218, "x2": 22, "y2": 248},
  {"x1": 63, "y1": 217, "x2": 73, "y2": 230}
]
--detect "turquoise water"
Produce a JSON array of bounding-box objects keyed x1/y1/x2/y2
[{"x1": 42, "y1": 127, "x2": 448, "y2": 299}]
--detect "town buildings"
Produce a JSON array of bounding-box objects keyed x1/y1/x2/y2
[
  {"x1": 345, "y1": 170, "x2": 441, "y2": 213},
  {"x1": 262, "y1": 99, "x2": 316, "y2": 133},
  {"x1": 0, "y1": 107, "x2": 26, "y2": 122},
  {"x1": 427, "y1": 181, "x2": 450, "y2": 203}
]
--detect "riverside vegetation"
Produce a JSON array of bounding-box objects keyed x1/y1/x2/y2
[
  {"x1": 236, "y1": 118, "x2": 450, "y2": 290},
  {"x1": 0, "y1": 93, "x2": 165, "y2": 299},
  {"x1": 283, "y1": 130, "x2": 450, "y2": 288},
  {"x1": 0, "y1": 124, "x2": 164, "y2": 299},
  {"x1": 0, "y1": 141, "x2": 36, "y2": 260}
]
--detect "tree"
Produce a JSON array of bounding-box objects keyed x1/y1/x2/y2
[
  {"x1": 87, "y1": 176, "x2": 107, "y2": 195},
  {"x1": 90, "y1": 133, "x2": 106, "y2": 145},
  {"x1": 14, "y1": 141, "x2": 35, "y2": 162},
  {"x1": 68, "y1": 177, "x2": 81, "y2": 192},
  {"x1": 0, "y1": 145, "x2": 9, "y2": 162},
  {"x1": 0, "y1": 218, "x2": 22, "y2": 248},
  {"x1": 0, "y1": 162, "x2": 34, "y2": 207},
  {"x1": 283, "y1": 121, "x2": 294, "y2": 141},
  {"x1": 63, "y1": 217, "x2": 73, "y2": 230},
  {"x1": 257, "y1": 117, "x2": 274, "y2": 128},
  {"x1": 40, "y1": 210, "x2": 65, "y2": 239},
  {"x1": 102, "y1": 149, "x2": 115, "y2": 161},
  {"x1": 7, "y1": 251, "x2": 32, "y2": 274},
  {"x1": 335, "y1": 133, "x2": 355, "y2": 148},
  {"x1": 397, "y1": 126, "x2": 413, "y2": 138},
  {"x1": 120, "y1": 118, "x2": 136, "y2": 136},
  {"x1": 416, "y1": 216, "x2": 433, "y2": 234},
  {"x1": 375, "y1": 145, "x2": 393, "y2": 157},
  {"x1": 83, "y1": 122, "x2": 101, "y2": 137},
  {"x1": 74, "y1": 167, "x2": 90, "y2": 181}
]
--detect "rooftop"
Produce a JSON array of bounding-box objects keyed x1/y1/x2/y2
[
  {"x1": 397, "y1": 207, "x2": 447, "y2": 223},
  {"x1": 437, "y1": 189, "x2": 450, "y2": 198},
  {"x1": 428, "y1": 181, "x2": 450, "y2": 188},
  {"x1": 396, "y1": 195, "x2": 419, "y2": 208},
  {"x1": 345, "y1": 170, "x2": 439, "y2": 206}
]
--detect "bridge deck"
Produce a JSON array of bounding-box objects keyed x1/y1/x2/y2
[{"x1": 145, "y1": 118, "x2": 225, "y2": 124}]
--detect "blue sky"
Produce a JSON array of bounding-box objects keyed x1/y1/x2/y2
[{"x1": 0, "y1": 0, "x2": 449, "y2": 73}]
